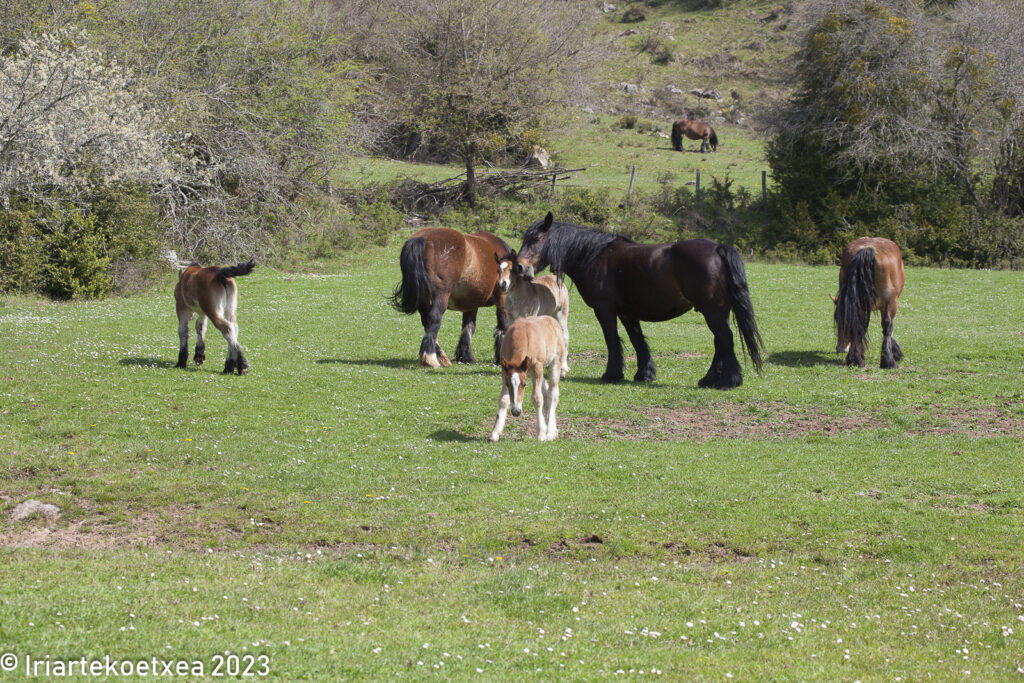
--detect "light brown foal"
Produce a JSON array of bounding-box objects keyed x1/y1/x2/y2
[
  {"x1": 489, "y1": 316, "x2": 567, "y2": 442},
  {"x1": 174, "y1": 260, "x2": 255, "y2": 374}
]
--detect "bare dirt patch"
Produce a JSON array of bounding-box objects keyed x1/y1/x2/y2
[
  {"x1": 909, "y1": 405, "x2": 1023, "y2": 437},
  {"x1": 546, "y1": 534, "x2": 604, "y2": 554},
  {"x1": 637, "y1": 402, "x2": 884, "y2": 441},
  {"x1": 0, "y1": 504, "x2": 257, "y2": 550},
  {"x1": 662, "y1": 541, "x2": 755, "y2": 563}
]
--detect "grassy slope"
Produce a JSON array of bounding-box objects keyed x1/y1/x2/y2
[
  {"x1": 337, "y1": 1, "x2": 793, "y2": 199},
  {"x1": 1, "y1": 251, "x2": 1022, "y2": 679}
]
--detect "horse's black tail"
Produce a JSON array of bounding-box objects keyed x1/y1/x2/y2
[
  {"x1": 835, "y1": 247, "x2": 875, "y2": 351},
  {"x1": 389, "y1": 236, "x2": 432, "y2": 314},
  {"x1": 717, "y1": 244, "x2": 764, "y2": 373},
  {"x1": 216, "y1": 259, "x2": 256, "y2": 283},
  {"x1": 709, "y1": 127, "x2": 719, "y2": 151},
  {"x1": 671, "y1": 122, "x2": 682, "y2": 151}
]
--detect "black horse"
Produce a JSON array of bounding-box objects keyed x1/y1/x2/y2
[{"x1": 514, "y1": 212, "x2": 764, "y2": 389}]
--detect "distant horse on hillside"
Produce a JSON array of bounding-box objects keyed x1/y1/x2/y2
[
  {"x1": 496, "y1": 253, "x2": 570, "y2": 377},
  {"x1": 390, "y1": 228, "x2": 513, "y2": 367},
  {"x1": 489, "y1": 316, "x2": 567, "y2": 442},
  {"x1": 671, "y1": 119, "x2": 718, "y2": 153},
  {"x1": 514, "y1": 212, "x2": 763, "y2": 389},
  {"x1": 831, "y1": 237, "x2": 906, "y2": 369},
  {"x1": 174, "y1": 260, "x2": 256, "y2": 374}
]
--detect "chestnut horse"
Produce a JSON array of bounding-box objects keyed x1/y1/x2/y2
[
  {"x1": 831, "y1": 237, "x2": 906, "y2": 369},
  {"x1": 390, "y1": 228, "x2": 513, "y2": 367},
  {"x1": 496, "y1": 253, "x2": 570, "y2": 377},
  {"x1": 489, "y1": 316, "x2": 567, "y2": 442},
  {"x1": 514, "y1": 213, "x2": 764, "y2": 389},
  {"x1": 671, "y1": 119, "x2": 718, "y2": 153},
  {"x1": 174, "y1": 260, "x2": 255, "y2": 374}
]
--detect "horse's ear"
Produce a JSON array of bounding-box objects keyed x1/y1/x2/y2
[
  {"x1": 539, "y1": 212, "x2": 553, "y2": 232},
  {"x1": 830, "y1": 294, "x2": 838, "y2": 305}
]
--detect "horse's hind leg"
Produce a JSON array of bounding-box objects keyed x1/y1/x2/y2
[
  {"x1": 620, "y1": 315, "x2": 655, "y2": 382},
  {"x1": 210, "y1": 315, "x2": 246, "y2": 375},
  {"x1": 698, "y1": 308, "x2": 743, "y2": 389},
  {"x1": 880, "y1": 300, "x2": 901, "y2": 369},
  {"x1": 454, "y1": 310, "x2": 477, "y2": 364},
  {"x1": 418, "y1": 295, "x2": 451, "y2": 368},
  {"x1": 175, "y1": 308, "x2": 192, "y2": 369},
  {"x1": 194, "y1": 314, "x2": 207, "y2": 365}
]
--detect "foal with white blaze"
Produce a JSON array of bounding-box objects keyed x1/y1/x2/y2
[
  {"x1": 174, "y1": 260, "x2": 255, "y2": 374},
  {"x1": 489, "y1": 316, "x2": 567, "y2": 442},
  {"x1": 496, "y1": 254, "x2": 570, "y2": 377}
]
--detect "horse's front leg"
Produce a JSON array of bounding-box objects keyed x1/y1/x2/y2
[
  {"x1": 493, "y1": 297, "x2": 510, "y2": 365},
  {"x1": 488, "y1": 383, "x2": 511, "y2": 442},
  {"x1": 542, "y1": 371, "x2": 560, "y2": 441},
  {"x1": 418, "y1": 295, "x2": 451, "y2": 368},
  {"x1": 531, "y1": 368, "x2": 548, "y2": 440},
  {"x1": 596, "y1": 309, "x2": 624, "y2": 383},
  {"x1": 620, "y1": 315, "x2": 655, "y2": 382},
  {"x1": 454, "y1": 309, "x2": 477, "y2": 364}
]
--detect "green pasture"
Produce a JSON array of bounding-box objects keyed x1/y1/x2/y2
[
  {"x1": 337, "y1": 113, "x2": 770, "y2": 202},
  {"x1": 1, "y1": 248, "x2": 1023, "y2": 679}
]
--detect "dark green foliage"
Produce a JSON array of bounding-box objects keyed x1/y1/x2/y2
[
  {"x1": 41, "y1": 211, "x2": 114, "y2": 300},
  {"x1": 0, "y1": 208, "x2": 43, "y2": 293},
  {"x1": 0, "y1": 185, "x2": 163, "y2": 298}
]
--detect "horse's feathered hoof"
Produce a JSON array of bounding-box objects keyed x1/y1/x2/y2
[
  {"x1": 601, "y1": 372, "x2": 624, "y2": 384},
  {"x1": 193, "y1": 353, "x2": 205, "y2": 366},
  {"x1": 438, "y1": 352, "x2": 452, "y2": 368}
]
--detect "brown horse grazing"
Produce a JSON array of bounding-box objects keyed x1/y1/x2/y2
[
  {"x1": 496, "y1": 253, "x2": 570, "y2": 377},
  {"x1": 174, "y1": 260, "x2": 255, "y2": 374},
  {"x1": 515, "y1": 213, "x2": 764, "y2": 389},
  {"x1": 671, "y1": 119, "x2": 718, "y2": 153},
  {"x1": 390, "y1": 228, "x2": 513, "y2": 367},
  {"x1": 831, "y1": 237, "x2": 906, "y2": 369},
  {"x1": 489, "y1": 316, "x2": 567, "y2": 442}
]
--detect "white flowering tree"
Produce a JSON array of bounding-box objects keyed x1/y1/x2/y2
[{"x1": 0, "y1": 30, "x2": 170, "y2": 209}]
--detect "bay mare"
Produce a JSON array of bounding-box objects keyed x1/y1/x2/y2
[
  {"x1": 671, "y1": 118, "x2": 718, "y2": 153},
  {"x1": 832, "y1": 237, "x2": 906, "y2": 369},
  {"x1": 514, "y1": 213, "x2": 763, "y2": 389},
  {"x1": 390, "y1": 228, "x2": 513, "y2": 367}
]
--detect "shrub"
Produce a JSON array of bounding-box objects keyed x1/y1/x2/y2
[
  {"x1": 617, "y1": 114, "x2": 639, "y2": 130},
  {"x1": 41, "y1": 211, "x2": 114, "y2": 300}
]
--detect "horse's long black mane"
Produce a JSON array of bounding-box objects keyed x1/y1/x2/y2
[{"x1": 532, "y1": 219, "x2": 633, "y2": 278}]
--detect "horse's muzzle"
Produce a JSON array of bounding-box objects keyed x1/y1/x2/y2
[
  {"x1": 514, "y1": 263, "x2": 534, "y2": 281},
  {"x1": 511, "y1": 405, "x2": 522, "y2": 417}
]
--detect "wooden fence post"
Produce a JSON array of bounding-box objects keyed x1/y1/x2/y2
[
  {"x1": 627, "y1": 165, "x2": 636, "y2": 196},
  {"x1": 695, "y1": 168, "x2": 701, "y2": 196},
  {"x1": 761, "y1": 170, "x2": 767, "y2": 207}
]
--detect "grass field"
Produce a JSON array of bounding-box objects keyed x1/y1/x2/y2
[{"x1": 1, "y1": 247, "x2": 1023, "y2": 680}]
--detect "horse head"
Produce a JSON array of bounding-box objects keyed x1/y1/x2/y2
[
  {"x1": 495, "y1": 250, "x2": 517, "y2": 293},
  {"x1": 515, "y1": 212, "x2": 554, "y2": 280},
  {"x1": 500, "y1": 357, "x2": 529, "y2": 417}
]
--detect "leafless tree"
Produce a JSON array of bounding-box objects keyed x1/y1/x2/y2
[{"x1": 352, "y1": 0, "x2": 594, "y2": 205}]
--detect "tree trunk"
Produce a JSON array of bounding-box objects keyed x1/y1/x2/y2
[{"x1": 464, "y1": 154, "x2": 477, "y2": 207}]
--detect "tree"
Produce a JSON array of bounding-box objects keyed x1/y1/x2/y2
[
  {"x1": 0, "y1": 29, "x2": 169, "y2": 209},
  {"x1": 360, "y1": 0, "x2": 592, "y2": 205}
]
